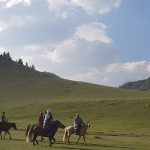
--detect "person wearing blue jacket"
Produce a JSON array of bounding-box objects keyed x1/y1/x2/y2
[{"x1": 74, "y1": 113, "x2": 85, "y2": 134}]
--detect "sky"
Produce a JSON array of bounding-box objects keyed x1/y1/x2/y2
[{"x1": 0, "y1": 0, "x2": 150, "y2": 87}]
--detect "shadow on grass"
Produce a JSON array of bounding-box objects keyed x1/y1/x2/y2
[
  {"x1": 12, "y1": 140, "x2": 138, "y2": 150},
  {"x1": 11, "y1": 138, "x2": 26, "y2": 142},
  {"x1": 84, "y1": 143, "x2": 138, "y2": 149},
  {"x1": 36, "y1": 142, "x2": 138, "y2": 150}
]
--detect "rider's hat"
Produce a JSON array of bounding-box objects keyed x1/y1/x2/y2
[
  {"x1": 76, "y1": 113, "x2": 79, "y2": 117},
  {"x1": 47, "y1": 108, "x2": 52, "y2": 114},
  {"x1": 40, "y1": 112, "x2": 43, "y2": 115}
]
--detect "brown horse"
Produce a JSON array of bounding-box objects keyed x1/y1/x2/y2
[
  {"x1": 63, "y1": 123, "x2": 90, "y2": 144},
  {"x1": 0, "y1": 122, "x2": 17, "y2": 139},
  {"x1": 27, "y1": 120, "x2": 65, "y2": 146},
  {"x1": 26, "y1": 124, "x2": 44, "y2": 142}
]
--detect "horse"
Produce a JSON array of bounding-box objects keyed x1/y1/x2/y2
[
  {"x1": 25, "y1": 124, "x2": 44, "y2": 142},
  {"x1": 0, "y1": 122, "x2": 17, "y2": 140},
  {"x1": 63, "y1": 122, "x2": 90, "y2": 144},
  {"x1": 27, "y1": 120, "x2": 65, "y2": 146}
]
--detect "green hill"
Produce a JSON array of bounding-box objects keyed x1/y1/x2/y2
[{"x1": 1, "y1": 53, "x2": 150, "y2": 103}]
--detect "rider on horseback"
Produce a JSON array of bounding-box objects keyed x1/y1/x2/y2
[
  {"x1": 37, "y1": 112, "x2": 44, "y2": 126},
  {"x1": 74, "y1": 113, "x2": 84, "y2": 135},
  {"x1": 1, "y1": 112, "x2": 8, "y2": 123},
  {"x1": 43, "y1": 108, "x2": 53, "y2": 128}
]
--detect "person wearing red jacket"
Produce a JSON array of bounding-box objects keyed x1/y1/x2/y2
[{"x1": 38, "y1": 112, "x2": 44, "y2": 126}]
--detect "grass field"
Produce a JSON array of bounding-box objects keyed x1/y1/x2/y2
[
  {"x1": 1, "y1": 98, "x2": 150, "y2": 150},
  {"x1": 2, "y1": 129, "x2": 150, "y2": 150}
]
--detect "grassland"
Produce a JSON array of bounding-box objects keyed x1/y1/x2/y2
[
  {"x1": 1, "y1": 58, "x2": 150, "y2": 149},
  {"x1": 1, "y1": 98, "x2": 150, "y2": 150}
]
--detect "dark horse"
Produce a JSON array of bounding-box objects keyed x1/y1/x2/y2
[
  {"x1": 26, "y1": 124, "x2": 44, "y2": 142},
  {"x1": 27, "y1": 120, "x2": 65, "y2": 146},
  {"x1": 0, "y1": 122, "x2": 17, "y2": 139}
]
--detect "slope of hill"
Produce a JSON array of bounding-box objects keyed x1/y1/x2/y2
[
  {"x1": 1, "y1": 53, "x2": 150, "y2": 105},
  {"x1": 120, "y1": 77, "x2": 150, "y2": 91}
]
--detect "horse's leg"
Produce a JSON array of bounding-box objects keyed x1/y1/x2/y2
[
  {"x1": 0, "y1": 132, "x2": 2, "y2": 139},
  {"x1": 32, "y1": 136, "x2": 35, "y2": 145},
  {"x1": 76, "y1": 136, "x2": 81, "y2": 144},
  {"x1": 41, "y1": 136, "x2": 44, "y2": 142},
  {"x1": 33, "y1": 135, "x2": 38, "y2": 145},
  {"x1": 49, "y1": 137, "x2": 52, "y2": 147},
  {"x1": 50, "y1": 137, "x2": 56, "y2": 145},
  {"x1": 3, "y1": 131, "x2": 6, "y2": 139},
  {"x1": 6, "y1": 131, "x2": 12, "y2": 140},
  {"x1": 34, "y1": 135, "x2": 38, "y2": 145},
  {"x1": 83, "y1": 135, "x2": 86, "y2": 144},
  {"x1": 68, "y1": 134, "x2": 72, "y2": 143},
  {"x1": 35, "y1": 134, "x2": 38, "y2": 145},
  {"x1": 36, "y1": 138, "x2": 38, "y2": 145}
]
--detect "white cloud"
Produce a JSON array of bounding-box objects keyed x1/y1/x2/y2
[
  {"x1": 103, "y1": 61, "x2": 150, "y2": 86},
  {"x1": 47, "y1": 0, "x2": 70, "y2": 10},
  {"x1": 46, "y1": 21, "x2": 114, "y2": 64},
  {"x1": 0, "y1": 22, "x2": 8, "y2": 32},
  {"x1": 46, "y1": 38, "x2": 116, "y2": 70},
  {"x1": 0, "y1": 0, "x2": 6, "y2": 1},
  {"x1": 71, "y1": 0, "x2": 121, "y2": 14},
  {"x1": 105, "y1": 61, "x2": 147, "y2": 73},
  {"x1": 146, "y1": 65, "x2": 150, "y2": 72},
  {"x1": 46, "y1": 0, "x2": 72, "y2": 18},
  {"x1": 68, "y1": 61, "x2": 150, "y2": 87},
  {"x1": 46, "y1": 0, "x2": 122, "y2": 17},
  {"x1": 75, "y1": 22, "x2": 113, "y2": 44},
  {"x1": 5, "y1": 0, "x2": 31, "y2": 8},
  {"x1": 47, "y1": 39, "x2": 76, "y2": 63},
  {"x1": 0, "y1": 15, "x2": 35, "y2": 37}
]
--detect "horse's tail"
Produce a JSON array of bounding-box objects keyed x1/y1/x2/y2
[
  {"x1": 63, "y1": 127, "x2": 68, "y2": 142},
  {"x1": 26, "y1": 125, "x2": 31, "y2": 143},
  {"x1": 26, "y1": 125, "x2": 35, "y2": 143},
  {"x1": 25, "y1": 125, "x2": 31, "y2": 137}
]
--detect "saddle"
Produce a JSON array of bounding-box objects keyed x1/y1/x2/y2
[
  {"x1": 75, "y1": 128, "x2": 80, "y2": 135},
  {"x1": 42, "y1": 123, "x2": 54, "y2": 136}
]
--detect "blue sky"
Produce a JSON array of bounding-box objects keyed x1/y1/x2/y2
[
  {"x1": 0, "y1": 0, "x2": 150, "y2": 87},
  {"x1": 102, "y1": 0, "x2": 150, "y2": 62}
]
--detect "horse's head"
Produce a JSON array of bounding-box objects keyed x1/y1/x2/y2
[
  {"x1": 84, "y1": 122, "x2": 90, "y2": 129},
  {"x1": 12, "y1": 123, "x2": 17, "y2": 130},
  {"x1": 87, "y1": 123, "x2": 90, "y2": 128},
  {"x1": 55, "y1": 120, "x2": 65, "y2": 129}
]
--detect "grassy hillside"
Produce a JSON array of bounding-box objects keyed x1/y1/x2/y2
[
  {"x1": 1, "y1": 55, "x2": 150, "y2": 149},
  {"x1": 1, "y1": 56, "x2": 150, "y2": 103}
]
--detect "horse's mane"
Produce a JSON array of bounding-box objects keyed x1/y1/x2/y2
[
  {"x1": 8, "y1": 123, "x2": 17, "y2": 128},
  {"x1": 0, "y1": 122, "x2": 15, "y2": 125},
  {"x1": 52, "y1": 120, "x2": 60, "y2": 123},
  {"x1": 7, "y1": 122, "x2": 15, "y2": 124}
]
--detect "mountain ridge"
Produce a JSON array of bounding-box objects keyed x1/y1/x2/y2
[{"x1": 120, "y1": 77, "x2": 150, "y2": 91}]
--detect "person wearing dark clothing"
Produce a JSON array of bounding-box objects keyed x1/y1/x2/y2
[
  {"x1": 1, "y1": 112, "x2": 8, "y2": 123},
  {"x1": 74, "y1": 113, "x2": 84, "y2": 134}
]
